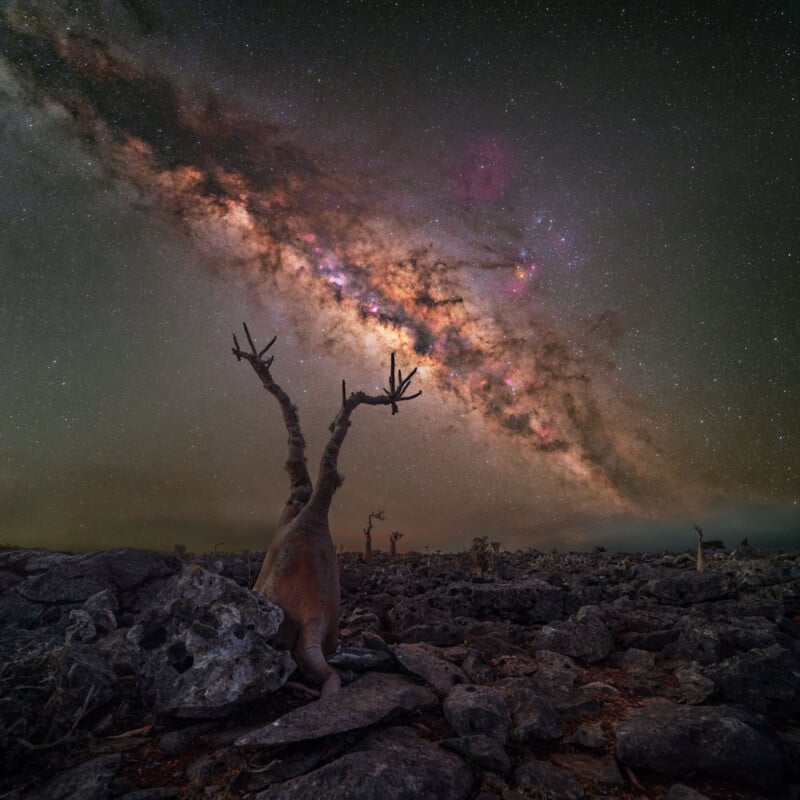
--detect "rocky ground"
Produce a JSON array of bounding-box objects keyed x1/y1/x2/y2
[{"x1": 0, "y1": 543, "x2": 798, "y2": 799}]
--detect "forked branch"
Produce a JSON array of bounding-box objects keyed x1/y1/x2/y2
[
  {"x1": 232, "y1": 323, "x2": 312, "y2": 507},
  {"x1": 309, "y1": 353, "x2": 422, "y2": 514}
]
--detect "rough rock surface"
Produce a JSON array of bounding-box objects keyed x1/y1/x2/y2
[
  {"x1": 442, "y1": 683, "x2": 510, "y2": 743},
  {"x1": 497, "y1": 676, "x2": 564, "y2": 741},
  {"x1": 392, "y1": 642, "x2": 469, "y2": 692},
  {"x1": 533, "y1": 605, "x2": 614, "y2": 663},
  {"x1": 1, "y1": 545, "x2": 798, "y2": 799},
  {"x1": 236, "y1": 672, "x2": 437, "y2": 747},
  {"x1": 128, "y1": 565, "x2": 294, "y2": 717},
  {"x1": 616, "y1": 699, "x2": 787, "y2": 790},
  {"x1": 254, "y1": 726, "x2": 475, "y2": 800}
]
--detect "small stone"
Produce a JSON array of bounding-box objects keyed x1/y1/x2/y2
[
  {"x1": 564, "y1": 723, "x2": 606, "y2": 750},
  {"x1": 674, "y1": 663, "x2": 715, "y2": 705},
  {"x1": 394, "y1": 643, "x2": 469, "y2": 693}
]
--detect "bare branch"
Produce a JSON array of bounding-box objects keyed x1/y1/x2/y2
[
  {"x1": 307, "y1": 352, "x2": 422, "y2": 513},
  {"x1": 231, "y1": 324, "x2": 313, "y2": 506}
]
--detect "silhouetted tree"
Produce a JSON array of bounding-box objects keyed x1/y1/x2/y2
[
  {"x1": 694, "y1": 524, "x2": 704, "y2": 572},
  {"x1": 363, "y1": 510, "x2": 385, "y2": 563},
  {"x1": 389, "y1": 530, "x2": 403, "y2": 556},
  {"x1": 232, "y1": 324, "x2": 420, "y2": 695}
]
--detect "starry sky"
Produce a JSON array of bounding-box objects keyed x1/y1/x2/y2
[{"x1": 1, "y1": 0, "x2": 798, "y2": 554}]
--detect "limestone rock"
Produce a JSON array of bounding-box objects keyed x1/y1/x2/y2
[
  {"x1": 254, "y1": 726, "x2": 474, "y2": 800},
  {"x1": 393, "y1": 642, "x2": 469, "y2": 693},
  {"x1": 128, "y1": 565, "x2": 293, "y2": 717},
  {"x1": 440, "y1": 734, "x2": 512, "y2": 774},
  {"x1": 443, "y1": 684, "x2": 510, "y2": 744},
  {"x1": 674, "y1": 663, "x2": 715, "y2": 705},
  {"x1": 514, "y1": 757, "x2": 585, "y2": 799},
  {"x1": 616, "y1": 699, "x2": 786, "y2": 790},
  {"x1": 496, "y1": 677, "x2": 563, "y2": 742},
  {"x1": 236, "y1": 672, "x2": 437, "y2": 747},
  {"x1": 705, "y1": 644, "x2": 800, "y2": 716},
  {"x1": 18, "y1": 549, "x2": 177, "y2": 606},
  {"x1": 533, "y1": 605, "x2": 613, "y2": 663},
  {"x1": 642, "y1": 571, "x2": 733, "y2": 605}
]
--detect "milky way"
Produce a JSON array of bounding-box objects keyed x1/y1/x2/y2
[
  {"x1": 2, "y1": 9, "x2": 671, "y2": 511},
  {"x1": 2, "y1": 2, "x2": 797, "y2": 551}
]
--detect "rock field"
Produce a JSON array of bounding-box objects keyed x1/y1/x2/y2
[{"x1": 0, "y1": 544, "x2": 798, "y2": 799}]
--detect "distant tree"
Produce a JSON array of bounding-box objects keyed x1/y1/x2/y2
[
  {"x1": 389, "y1": 530, "x2": 403, "y2": 556},
  {"x1": 232, "y1": 324, "x2": 420, "y2": 696},
  {"x1": 694, "y1": 524, "x2": 704, "y2": 572},
  {"x1": 363, "y1": 510, "x2": 385, "y2": 563},
  {"x1": 471, "y1": 536, "x2": 490, "y2": 576}
]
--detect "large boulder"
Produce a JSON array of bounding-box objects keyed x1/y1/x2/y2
[
  {"x1": 642, "y1": 571, "x2": 733, "y2": 605},
  {"x1": 533, "y1": 606, "x2": 613, "y2": 663},
  {"x1": 443, "y1": 684, "x2": 509, "y2": 744},
  {"x1": 236, "y1": 672, "x2": 437, "y2": 747},
  {"x1": 128, "y1": 565, "x2": 294, "y2": 717},
  {"x1": 496, "y1": 677, "x2": 563, "y2": 742},
  {"x1": 17, "y1": 549, "x2": 178, "y2": 607},
  {"x1": 254, "y1": 726, "x2": 474, "y2": 800},
  {"x1": 616, "y1": 699, "x2": 786, "y2": 790},
  {"x1": 704, "y1": 644, "x2": 800, "y2": 716}
]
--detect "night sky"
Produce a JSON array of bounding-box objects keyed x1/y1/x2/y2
[{"x1": 1, "y1": 1, "x2": 798, "y2": 554}]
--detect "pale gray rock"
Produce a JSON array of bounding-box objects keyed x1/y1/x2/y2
[
  {"x1": 616, "y1": 699, "x2": 786, "y2": 790},
  {"x1": 531, "y1": 649, "x2": 581, "y2": 691},
  {"x1": 674, "y1": 663, "x2": 715, "y2": 705},
  {"x1": 254, "y1": 726, "x2": 474, "y2": 800},
  {"x1": 533, "y1": 606, "x2": 613, "y2": 663},
  {"x1": 563, "y1": 722, "x2": 606, "y2": 750},
  {"x1": 236, "y1": 672, "x2": 437, "y2": 747},
  {"x1": 443, "y1": 684, "x2": 509, "y2": 743},
  {"x1": 67, "y1": 608, "x2": 98, "y2": 643},
  {"x1": 329, "y1": 644, "x2": 394, "y2": 671},
  {"x1": 128, "y1": 565, "x2": 294, "y2": 717},
  {"x1": 393, "y1": 642, "x2": 469, "y2": 693},
  {"x1": 83, "y1": 589, "x2": 118, "y2": 633}
]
